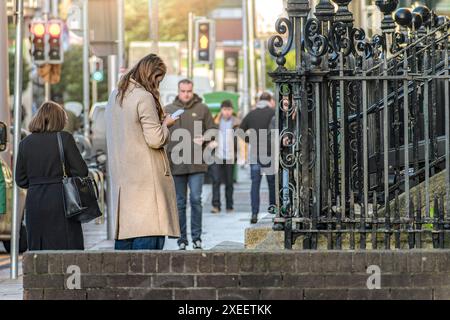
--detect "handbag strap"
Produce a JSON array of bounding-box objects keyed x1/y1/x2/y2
[{"x1": 56, "y1": 132, "x2": 68, "y2": 178}]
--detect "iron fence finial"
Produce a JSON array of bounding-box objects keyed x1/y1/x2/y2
[
  {"x1": 331, "y1": 0, "x2": 354, "y2": 27},
  {"x1": 376, "y1": 0, "x2": 399, "y2": 33},
  {"x1": 315, "y1": 0, "x2": 335, "y2": 22},
  {"x1": 286, "y1": 0, "x2": 310, "y2": 18}
]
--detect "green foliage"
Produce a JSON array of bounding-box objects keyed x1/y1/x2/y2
[
  {"x1": 8, "y1": 50, "x2": 30, "y2": 95},
  {"x1": 265, "y1": 50, "x2": 296, "y2": 89},
  {"x1": 125, "y1": 0, "x2": 223, "y2": 44},
  {"x1": 52, "y1": 46, "x2": 108, "y2": 103},
  {"x1": 52, "y1": 46, "x2": 83, "y2": 102}
]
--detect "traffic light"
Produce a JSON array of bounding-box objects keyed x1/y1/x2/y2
[
  {"x1": 195, "y1": 20, "x2": 215, "y2": 64},
  {"x1": 90, "y1": 56, "x2": 104, "y2": 82},
  {"x1": 30, "y1": 19, "x2": 47, "y2": 65},
  {"x1": 47, "y1": 19, "x2": 64, "y2": 64}
]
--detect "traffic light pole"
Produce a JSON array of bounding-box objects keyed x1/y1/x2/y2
[
  {"x1": 11, "y1": 0, "x2": 24, "y2": 280},
  {"x1": 0, "y1": 0, "x2": 11, "y2": 168},
  {"x1": 117, "y1": 0, "x2": 125, "y2": 73},
  {"x1": 187, "y1": 12, "x2": 194, "y2": 80},
  {"x1": 83, "y1": 0, "x2": 90, "y2": 139},
  {"x1": 43, "y1": 0, "x2": 51, "y2": 101},
  {"x1": 148, "y1": 0, "x2": 159, "y2": 54},
  {"x1": 242, "y1": 0, "x2": 250, "y2": 116},
  {"x1": 92, "y1": 80, "x2": 98, "y2": 105},
  {"x1": 107, "y1": 55, "x2": 118, "y2": 241},
  {"x1": 51, "y1": 0, "x2": 58, "y2": 18},
  {"x1": 248, "y1": 0, "x2": 256, "y2": 106}
]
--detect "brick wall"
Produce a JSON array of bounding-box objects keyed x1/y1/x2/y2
[{"x1": 23, "y1": 250, "x2": 450, "y2": 300}]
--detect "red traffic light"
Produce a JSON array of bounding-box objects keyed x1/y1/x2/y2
[
  {"x1": 48, "y1": 23, "x2": 62, "y2": 37},
  {"x1": 32, "y1": 23, "x2": 46, "y2": 37}
]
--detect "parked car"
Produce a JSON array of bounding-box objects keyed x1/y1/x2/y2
[{"x1": 0, "y1": 122, "x2": 27, "y2": 253}]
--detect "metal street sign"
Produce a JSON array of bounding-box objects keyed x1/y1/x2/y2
[{"x1": 67, "y1": 4, "x2": 82, "y2": 32}]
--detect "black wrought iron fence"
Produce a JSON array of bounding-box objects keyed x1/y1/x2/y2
[{"x1": 269, "y1": 0, "x2": 450, "y2": 250}]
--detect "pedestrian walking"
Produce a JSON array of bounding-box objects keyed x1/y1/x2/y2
[
  {"x1": 239, "y1": 92, "x2": 276, "y2": 224},
  {"x1": 164, "y1": 79, "x2": 216, "y2": 250},
  {"x1": 209, "y1": 100, "x2": 240, "y2": 214},
  {"x1": 15, "y1": 101, "x2": 88, "y2": 250},
  {"x1": 106, "y1": 54, "x2": 180, "y2": 250}
]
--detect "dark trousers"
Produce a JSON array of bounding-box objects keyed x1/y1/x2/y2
[
  {"x1": 210, "y1": 163, "x2": 234, "y2": 210},
  {"x1": 115, "y1": 236, "x2": 165, "y2": 250},
  {"x1": 250, "y1": 164, "x2": 276, "y2": 215},
  {"x1": 173, "y1": 173, "x2": 204, "y2": 245}
]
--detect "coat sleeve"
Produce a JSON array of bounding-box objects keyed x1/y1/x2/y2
[
  {"x1": 137, "y1": 96, "x2": 170, "y2": 149},
  {"x1": 203, "y1": 106, "x2": 217, "y2": 132},
  {"x1": 15, "y1": 142, "x2": 29, "y2": 189},
  {"x1": 64, "y1": 133, "x2": 89, "y2": 177},
  {"x1": 238, "y1": 114, "x2": 250, "y2": 143}
]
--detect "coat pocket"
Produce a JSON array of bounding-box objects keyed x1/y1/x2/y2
[{"x1": 159, "y1": 149, "x2": 171, "y2": 176}]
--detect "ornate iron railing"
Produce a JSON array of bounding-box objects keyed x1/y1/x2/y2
[{"x1": 269, "y1": 0, "x2": 450, "y2": 249}]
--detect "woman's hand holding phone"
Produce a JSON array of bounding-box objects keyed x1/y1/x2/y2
[{"x1": 163, "y1": 114, "x2": 176, "y2": 128}]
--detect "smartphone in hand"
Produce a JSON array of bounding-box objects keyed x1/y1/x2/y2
[{"x1": 171, "y1": 109, "x2": 185, "y2": 119}]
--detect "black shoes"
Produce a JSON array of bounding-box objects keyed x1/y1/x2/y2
[{"x1": 250, "y1": 214, "x2": 258, "y2": 224}]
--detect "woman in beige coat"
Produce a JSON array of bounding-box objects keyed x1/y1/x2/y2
[{"x1": 106, "y1": 54, "x2": 180, "y2": 250}]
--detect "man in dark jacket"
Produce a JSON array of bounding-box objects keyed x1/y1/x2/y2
[
  {"x1": 240, "y1": 92, "x2": 276, "y2": 224},
  {"x1": 164, "y1": 79, "x2": 216, "y2": 250}
]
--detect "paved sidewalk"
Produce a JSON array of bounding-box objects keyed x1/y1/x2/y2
[
  {"x1": 0, "y1": 166, "x2": 273, "y2": 299},
  {"x1": 88, "y1": 166, "x2": 271, "y2": 250}
]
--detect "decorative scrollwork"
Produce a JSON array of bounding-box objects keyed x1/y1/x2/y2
[
  {"x1": 304, "y1": 18, "x2": 329, "y2": 66},
  {"x1": 370, "y1": 34, "x2": 385, "y2": 61},
  {"x1": 279, "y1": 182, "x2": 298, "y2": 218},
  {"x1": 391, "y1": 31, "x2": 407, "y2": 53},
  {"x1": 268, "y1": 17, "x2": 294, "y2": 68},
  {"x1": 350, "y1": 27, "x2": 372, "y2": 64},
  {"x1": 280, "y1": 151, "x2": 298, "y2": 169},
  {"x1": 328, "y1": 21, "x2": 352, "y2": 57}
]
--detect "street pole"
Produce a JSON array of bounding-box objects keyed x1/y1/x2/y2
[
  {"x1": 51, "y1": 0, "x2": 58, "y2": 17},
  {"x1": 11, "y1": 0, "x2": 24, "y2": 280},
  {"x1": 106, "y1": 55, "x2": 118, "y2": 241},
  {"x1": 92, "y1": 80, "x2": 98, "y2": 105},
  {"x1": 49, "y1": 0, "x2": 59, "y2": 101},
  {"x1": 0, "y1": 0, "x2": 11, "y2": 167},
  {"x1": 83, "y1": 0, "x2": 90, "y2": 139},
  {"x1": 149, "y1": 0, "x2": 159, "y2": 54},
  {"x1": 248, "y1": 0, "x2": 257, "y2": 106},
  {"x1": 43, "y1": 0, "x2": 51, "y2": 101},
  {"x1": 260, "y1": 38, "x2": 267, "y2": 92},
  {"x1": 187, "y1": 12, "x2": 194, "y2": 79},
  {"x1": 117, "y1": 0, "x2": 125, "y2": 73},
  {"x1": 242, "y1": 0, "x2": 249, "y2": 115}
]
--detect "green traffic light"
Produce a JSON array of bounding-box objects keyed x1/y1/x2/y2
[{"x1": 92, "y1": 71, "x2": 104, "y2": 82}]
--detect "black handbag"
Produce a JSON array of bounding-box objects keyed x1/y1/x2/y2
[{"x1": 57, "y1": 132, "x2": 102, "y2": 223}]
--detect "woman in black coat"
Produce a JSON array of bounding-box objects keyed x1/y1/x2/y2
[{"x1": 15, "y1": 101, "x2": 88, "y2": 251}]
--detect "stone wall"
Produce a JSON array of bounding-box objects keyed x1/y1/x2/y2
[{"x1": 23, "y1": 250, "x2": 450, "y2": 300}]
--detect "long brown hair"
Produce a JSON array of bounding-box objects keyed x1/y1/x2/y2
[
  {"x1": 116, "y1": 54, "x2": 167, "y2": 120},
  {"x1": 28, "y1": 101, "x2": 67, "y2": 133}
]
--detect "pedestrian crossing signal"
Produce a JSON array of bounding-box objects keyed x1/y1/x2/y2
[{"x1": 90, "y1": 56, "x2": 104, "y2": 82}]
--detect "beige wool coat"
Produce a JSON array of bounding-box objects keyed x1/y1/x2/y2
[{"x1": 105, "y1": 79, "x2": 180, "y2": 240}]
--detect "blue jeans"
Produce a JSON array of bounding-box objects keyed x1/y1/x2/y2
[
  {"x1": 115, "y1": 236, "x2": 165, "y2": 250},
  {"x1": 250, "y1": 164, "x2": 276, "y2": 215},
  {"x1": 173, "y1": 173, "x2": 204, "y2": 245}
]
